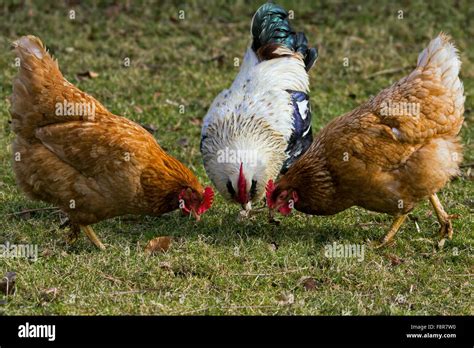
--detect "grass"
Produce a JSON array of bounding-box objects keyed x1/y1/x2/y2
[{"x1": 0, "y1": 0, "x2": 472, "y2": 315}]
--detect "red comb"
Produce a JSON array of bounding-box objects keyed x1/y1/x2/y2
[
  {"x1": 265, "y1": 179, "x2": 276, "y2": 208},
  {"x1": 198, "y1": 186, "x2": 214, "y2": 214}
]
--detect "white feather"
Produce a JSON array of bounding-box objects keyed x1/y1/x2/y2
[{"x1": 201, "y1": 46, "x2": 310, "y2": 203}]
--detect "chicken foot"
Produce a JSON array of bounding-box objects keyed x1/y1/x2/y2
[
  {"x1": 374, "y1": 214, "x2": 408, "y2": 248},
  {"x1": 429, "y1": 193, "x2": 457, "y2": 248},
  {"x1": 80, "y1": 225, "x2": 106, "y2": 250}
]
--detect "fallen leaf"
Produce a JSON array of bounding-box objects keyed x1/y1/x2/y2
[
  {"x1": 40, "y1": 287, "x2": 59, "y2": 302},
  {"x1": 386, "y1": 254, "x2": 404, "y2": 266},
  {"x1": 76, "y1": 70, "x2": 99, "y2": 79},
  {"x1": 277, "y1": 293, "x2": 294, "y2": 306},
  {"x1": 300, "y1": 276, "x2": 318, "y2": 291},
  {"x1": 145, "y1": 236, "x2": 172, "y2": 255},
  {"x1": 0, "y1": 272, "x2": 16, "y2": 295},
  {"x1": 41, "y1": 248, "x2": 53, "y2": 257},
  {"x1": 189, "y1": 117, "x2": 202, "y2": 126}
]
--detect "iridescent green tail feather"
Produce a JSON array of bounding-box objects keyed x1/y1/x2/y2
[{"x1": 251, "y1": 3, "x2": 318, "y2": 71}]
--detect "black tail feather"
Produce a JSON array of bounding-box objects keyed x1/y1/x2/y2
[{"x1": 251, "y1": 3, "x2": 318, "y2": 71}]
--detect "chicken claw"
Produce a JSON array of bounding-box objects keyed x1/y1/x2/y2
[
  {"x1": 374, "y1": 214, "x2": 408, "y2": 249},
  {"x1": 429, "y1": 193, "x2": 457, "y2": 240},
  {"x1": 80, "y1": 225, "x2": 106, "y2": 250}
]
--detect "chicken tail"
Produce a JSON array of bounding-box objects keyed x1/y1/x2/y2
[
  {"x1": 250, "y1": 3, "x2": 317, "y2": 71},
  {"x1": 11, "y1": 35, "x2": 107, "y2": 139},
  {"x1": 416, "y1": 33, "x2": 465, "y2": 118},
  {"x1": 376, "y1": 34, "x2": 465, "y2": 142}
]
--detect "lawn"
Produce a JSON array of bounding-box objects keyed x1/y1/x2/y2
[{"x1": 0, "y1": 0, "x2": 472, "y2": 315}]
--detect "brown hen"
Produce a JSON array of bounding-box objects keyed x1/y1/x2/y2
[
  {"x1": 267, "y1": 34, "x2": 465, "y2": 247},
  {"x1": 10, "y1": 36, "x2": 213, "y2": 250}
]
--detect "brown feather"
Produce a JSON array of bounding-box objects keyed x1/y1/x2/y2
[{"x1": 10, "y1": 36, "x2": 207, "y2": 225}]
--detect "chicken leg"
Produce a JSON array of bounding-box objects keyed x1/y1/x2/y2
[
  {"x1": 80, "y1": 225, "x2": 105, "y2": 250},
  {"x1": 429, "y1": 194, "x2": 457, "y2": 248},
  {"x1": 375, "y1": 214, "x2": 408, "y2": 248}
]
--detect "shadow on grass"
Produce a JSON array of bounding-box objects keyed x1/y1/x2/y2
[{"x1": 5, "y1": 202, "x2": 421, "y2": 254}]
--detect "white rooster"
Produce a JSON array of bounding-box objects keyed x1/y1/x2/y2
[{"x1": 201, "y1": 2, "x2": 318, "y2": 216}]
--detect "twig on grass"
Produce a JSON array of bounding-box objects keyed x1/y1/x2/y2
[
  {"x1": 107, "y1": 288, "x2": 162, "y2": 296},
  {"x1": 181, "y1": 304, "x2": 277, "y2": 315},
  {"x1": 229, "y1": 267, "x2": 310, "y2": 277},
  {"x1": 365, "y1": 66, "x2": 413, "y2": 79},
  {"x1": 6, "y1": 207, "x2": 61, "y2": 217}
]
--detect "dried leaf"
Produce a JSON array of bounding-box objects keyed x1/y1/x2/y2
[
  {"x1": 40, "y1": 287, "x2": 59, "y2": 302},
  {"x1": 189, "y1": 117, "x2": 202, "y2": 126},
  {"x1": 300, "y1": 276, "x2": 318, "y2": 291},
  {"x1": 41, "y1": 248, "x2": 53, "y2": 257},
  {"x1": 76, "y1": 70, "x2": 99, "y2": 79},
  {"x1": 277, "y1": 293, "x2": 294, "y2": 306},
  {"x1": 0, "y1": 272, "x2": 16, "y2": 295},
  {"x1": 145, "y1": 236, "x2": 172, "y2": 255},
  {"x1": 387, "y1": 254, "x2": 404, "y2": 266}
]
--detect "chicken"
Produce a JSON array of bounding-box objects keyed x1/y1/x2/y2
[
  {"x1": 200, "y1": 3, "x2": 317, "y2": 218},
  {"x1": 266, "y1": 34, "x2": 465, "y2": 247},
  {"x1": 10, "y1": 36, "x2": 214, "y2": 250}
]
